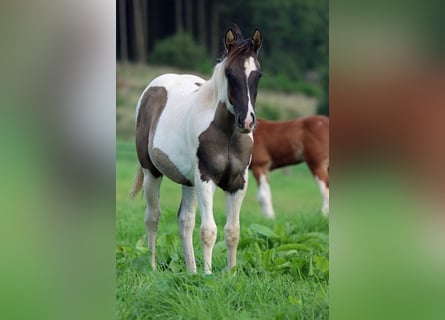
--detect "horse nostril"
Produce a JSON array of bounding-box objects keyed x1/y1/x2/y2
[
  {"x1": 250, "y1": 112, "x2": 256, "y2": 128},
  {"x1": 238, "y1": 117, "x2": 244, "y2": 128}
]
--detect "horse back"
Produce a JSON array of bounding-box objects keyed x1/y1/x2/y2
[{"x1": 251, "y1": 116, "x2": 329, "y2": 170}]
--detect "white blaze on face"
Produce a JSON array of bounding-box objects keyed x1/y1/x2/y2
[{"x1": 243, "y1": 56, "x2": 257, "y2": 127}]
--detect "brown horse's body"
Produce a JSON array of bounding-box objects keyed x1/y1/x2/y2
[{"x1": 250, "y1": 115, "x2": 329, "y2": 217}]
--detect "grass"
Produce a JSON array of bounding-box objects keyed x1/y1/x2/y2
[
  {"x1": 116, "y1": 63, "x2": 328, "y2": 319},
  {"x1": 116, "y1": 141, "x2": 328, "y2": 319}
]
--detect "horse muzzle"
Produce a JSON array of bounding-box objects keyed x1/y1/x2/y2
[{"x1": 237, "y1": 112, "x2": 256, "y2": 133}]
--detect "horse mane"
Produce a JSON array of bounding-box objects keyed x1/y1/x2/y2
[
  {"x1": 230, "y1": 24, "x2": 244, "y2": 39},
  {"x1": 204, "y1": 59, "x2": 228, "y2": 105},
  {"x1": 217, "y1": 24, "x2": 256, "y2": 62}
]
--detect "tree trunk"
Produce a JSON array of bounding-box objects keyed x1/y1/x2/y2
[
  {"x1": 133, "y1": 0, "x2": 146, "y2": 63},
  {"x1": 184, "y1": 0, "x2": 193, "y2": 34},
  {"x1": 175, "y1": 0, "x2": 184, "y2": 33},
  {"x1": 118, "y1": 0, "x2": 128, "y2": 62},
  {"x1": 141, "y1": 0, "x2": 148, "y2": 60},
  {"x1": 210, "y1": 1, "x2": 219, "y2": 58},
  {"x1": 197, "y1": 0, "x2": 206, "y2": 46}
]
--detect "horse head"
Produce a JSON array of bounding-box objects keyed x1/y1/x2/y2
[{"x1": 223, "y1": 26, "x2": 262, "y2": 134}]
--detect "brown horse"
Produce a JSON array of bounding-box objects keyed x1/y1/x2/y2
[{"x1": 249, "y1": 115, "x2": 329, "y2": 218}]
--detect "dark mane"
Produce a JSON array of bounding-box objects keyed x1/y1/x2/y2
[
  {"x1": 217, "y1": 25, "x2": 256, "y2": 62},
  {"x1": 230, "y1": 24, "x2": 243, "y2": 39},
  {"x1": 228, "y1": 39, "x2": 256, "y2": 59}
]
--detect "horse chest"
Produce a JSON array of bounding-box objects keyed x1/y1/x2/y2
[{"x1": 197, "y1": 127, "x2": 253, "y2": 193}]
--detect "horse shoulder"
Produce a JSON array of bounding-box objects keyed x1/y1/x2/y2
[{"x1": 197, "y1": 105, "x2": 253, "y2": 192}]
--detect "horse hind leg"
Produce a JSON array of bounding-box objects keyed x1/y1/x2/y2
[
  {"x1": 308, "y1": 160, "x2": 329, "y2": 216},
  {"x1": 253, "y1": 169, "x2": 275, "y2": 218},
  {"x1": 177, "y1": 186, "x2": 198, "y2": 273},
  {"x1": 142, "y1": 168, "x2": 163, "y2": 270}
]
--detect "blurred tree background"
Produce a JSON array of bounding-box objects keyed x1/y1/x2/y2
[{"x1": 116, "y1": 0, "x2": 328, "y2": 115}]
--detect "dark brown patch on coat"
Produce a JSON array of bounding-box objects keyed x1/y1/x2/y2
[
  {"x1": 151, "y1": 148, "x2": 193, "y2": 186},
  {"x1": 197, "y1": 102, "x2": 253, "y2": 193},
  {"x1": 135, "y1": 86, "x2": 167, "y2": 178}
]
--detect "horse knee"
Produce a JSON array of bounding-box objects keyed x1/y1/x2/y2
[
  {"x1": 144, "y1": 208, "x2": 160, "y2": 231},
  {"x1": 178, "y1": 213, "x2": 195, "y2": 237},
  {"x1": 200, "y1": 225, "x2": 217, "y2": 247},
  {"x1": 224, "y1": 224, "x2": 240, "y2": 247}
]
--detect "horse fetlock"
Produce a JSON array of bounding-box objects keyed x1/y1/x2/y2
[
  {"x1": 150, "y1": 256, "x2": 156, "y2": 270},
  {"x1": 178, "y1": 215, "x2": 194, "y2": 230},
  {"x1": 322, "y1": 203, "x2": 329, "y2": 216}
]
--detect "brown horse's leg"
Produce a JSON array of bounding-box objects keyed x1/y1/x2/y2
[
  {"x1": 307, "y1": 160, "x2": 329, "y2": 215},
  {"x1": 252, "y1": 167, "x2": 275, "y2": 218}
]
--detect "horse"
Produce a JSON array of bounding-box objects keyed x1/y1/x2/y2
[
  {"x1": 129, "y1": 26, "x2": 263, "y2": 274},
  {"x1": 249, "y1": 116, "x2": 329, "y2": 218}
]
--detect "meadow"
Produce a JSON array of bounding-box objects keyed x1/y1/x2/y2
[{"x1": 116, "y1": 63, "x2": 328, "y2": 319}]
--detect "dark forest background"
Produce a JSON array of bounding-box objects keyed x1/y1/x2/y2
[{"x1": 116, "y1": 0, "x2": 328, "y2": 114}]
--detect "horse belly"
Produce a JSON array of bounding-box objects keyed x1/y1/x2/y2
[
  {"x1": 151, "y1": 114, "x2": 195, "y2": 185},
  {"x1": 149, "y1": 81, "x2": 201, "y2": 185}
]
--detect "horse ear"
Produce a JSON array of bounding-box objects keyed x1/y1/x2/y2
[
  {"x1": 251, "y1": 28, "x2": 262, "y2": 54},
  {"x1": 224, "y1": 28, "x2": 236, "y2": 51}
]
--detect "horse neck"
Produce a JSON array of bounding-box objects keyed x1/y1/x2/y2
[
  {"x1": 205, "y1": 59, "x2": 231, "y2": 110},
  {"x1": 195, "y1": 60, "x2": 236, "y2": 132}
]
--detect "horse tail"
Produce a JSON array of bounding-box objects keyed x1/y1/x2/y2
[{"x1": 129, "y1": 165, "x2": 144, "y2": 199}]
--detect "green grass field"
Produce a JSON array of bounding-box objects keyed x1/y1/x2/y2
[
  {"x1": 116, "y1": 63, "x2": 328, "y2": 319},
  {"x1": 116, "y1": 141, "x2": 329, "y2": 319}
]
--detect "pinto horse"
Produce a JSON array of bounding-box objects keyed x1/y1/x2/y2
[
  {"x1": 250, "y1": 116, "x2": 329, "y2": 218},
  {"x1": 130, "y1": 26, "x2": 263, "y2": 274}
]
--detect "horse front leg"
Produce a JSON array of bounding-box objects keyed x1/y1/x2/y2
[
  {"x1": 195, "y1": 175, "x2": 217, "y2": 274},
  {"x1": 178, "y1": 185, "x2": 198, "y2": 273},
  {"x1": 224, "y1": 170, "x2": 249, "y2": 269}
]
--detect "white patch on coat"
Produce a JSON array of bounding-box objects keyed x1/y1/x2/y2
[
  {"x1": 150, "y1": 73, "x2": 208, "y2": 183},
  {"x1": 243, "y1": 57, "x2": 257, "y2": 124},
  {"x1": 315, "y1": 176, "x2": 329, "y2": 216},
  {"x1": 257, "y1": 174, "x2": 275, "y2": 218},
  {"x1": 195, "y1": 174, "x2": 218, "y2": 274}
]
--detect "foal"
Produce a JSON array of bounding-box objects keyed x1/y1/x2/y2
[
  {"x1": 250, "y1": 116, "x2": 329, "y2": 218},
  {"x1": 130, "y1": 26, "x2": 263, "y2": 273}
]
